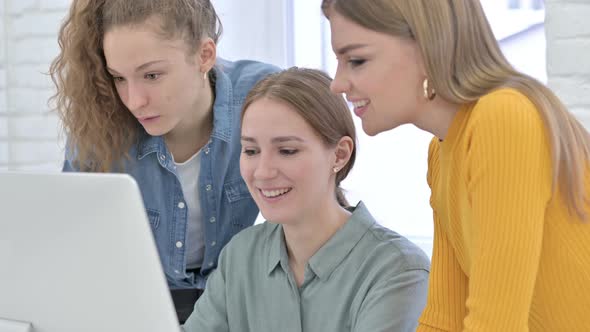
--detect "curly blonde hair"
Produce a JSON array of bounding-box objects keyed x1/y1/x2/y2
[{"x1": 50, "y1": 0, "x2": 222, "y2": 172}]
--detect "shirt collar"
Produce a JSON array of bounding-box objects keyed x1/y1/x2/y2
[
  {"x1": 136, "y1": 130, "x2": 167, "y2": 160},
  {"x1": 266, "y1": 201, "x2": 375, "y2": 280},
  {"x1": 267, "y1": 224, "x2": 284, "y2": 275},
  {"x1": 210, "y1": 59, "x2": 234, "y2": 143},
  {"x1": 308, "y1": 201, "x2": 374, "y2": 280}
]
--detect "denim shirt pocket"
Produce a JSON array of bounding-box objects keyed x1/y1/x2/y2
[
  {"x1": 146, "y1": 208, "x2": 161, "y2": 229},
  {"x1": 223, "y1": 179, "x2": 257, "y2": 228}
]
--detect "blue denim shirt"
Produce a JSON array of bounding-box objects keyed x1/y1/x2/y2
[{"x1": 63, "y1": 58, "x2": 280, "y2": 289}]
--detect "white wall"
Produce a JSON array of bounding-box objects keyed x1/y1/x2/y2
[
  {"x1": 500, "y1": 24, "x2": 547, "y2": 83},
  {"x1": 0, "y1": 0, "x2": 589, "y2": 171},
  {"x1": 546, "y1": 0, "x2": 590, "y2": 130},
  {"x1": 0, "y1": 0, "x2": 68, "y2": 171},
  {"x1": 212, "y1": 0, "x2": 289, "y2": 67}
]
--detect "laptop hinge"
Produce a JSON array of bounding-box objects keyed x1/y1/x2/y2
[{"x1": 0, "y1": 318, "x2": 33, "y2": 332}]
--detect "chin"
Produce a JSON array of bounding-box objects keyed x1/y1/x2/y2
[
  {"x1": 362, "y1": 118, "x2": 403, "y2": 136},
  {"x1": 142, "y1": 126, "x2": 169, "y2": 137},
  {"x1": 361, "y1": 122, "x2": 384, "y2": 137}
]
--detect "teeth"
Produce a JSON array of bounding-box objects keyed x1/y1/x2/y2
[
  {"x1": 261, "y1": 188, "x2": 291, "y2": 198},
  {"x1": 352, "y1": 100, "x2": 369, "y2": 108}
]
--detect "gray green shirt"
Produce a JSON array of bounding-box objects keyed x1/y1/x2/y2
[{"x1": 183, "y1": 202, "x2": 430, "y2": 332}]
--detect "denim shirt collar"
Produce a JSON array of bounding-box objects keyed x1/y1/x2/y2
[
  {"x1": 136, "y1": 60, "x2": 235, "y2": 158},
  {"x1": 136, "y1": 132, "x2": 166, "y2": 160},
  {"x1": 267, "y1": 201, "x2": 374, "y2": 280},
  {"x1": 210, "y1": 60, "x2": 234, "y2": 143}
]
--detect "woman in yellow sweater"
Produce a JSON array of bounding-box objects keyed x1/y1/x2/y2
[{"x1": 322, "y1": 0, "x2": 590, "y2": 331}]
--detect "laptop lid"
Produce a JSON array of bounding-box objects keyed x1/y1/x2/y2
[{"x1": 0, "y1": 172, "x2": 180, "y2": 332}]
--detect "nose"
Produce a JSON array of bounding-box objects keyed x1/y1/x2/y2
[
  {"x1": 330, "y1": 66, "x2": 350, "y2": 94},
  {"x1": 123, "y1": 82, "x2": 148, "y2": 112},
  {"x1": 253, "y1": 152, "x2": 278, "y2": 180}
]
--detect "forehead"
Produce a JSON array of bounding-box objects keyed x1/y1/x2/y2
[
  {"x1": 328, "y1": 11, "x2": 386, "y2": 53},
  {"x1": 104, "y1": 16, "x2": 189, "y2": 55},
  {"x1": 104, "y1": 21, "x2": 183, "y2": 48},
  {"x1": 329, "y1": 12, "x2": 368, "y2": 40},
  {"x1": 328, "y1": 10, "x2": 421, "y2": 65},
  {"x1": 242, "y1": 98, "x2": 318, "y2": 137},
  {"x1": 103, "y1": 25, "x2": 189, "y2": 69}
]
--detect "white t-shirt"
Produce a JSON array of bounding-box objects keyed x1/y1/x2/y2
[{"x1": 174, "y1": 151, "x2": 205, "y2": 269}]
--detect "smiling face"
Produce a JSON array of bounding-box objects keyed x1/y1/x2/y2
[
  {"x1": 328, "y1": 10, "x2": 426, "y2": 136},
  {"x1": 240, "y1": 97, "x2": 340, "y2": 225},
  {"x1": 102, "y1": 16, "x2": 211, "y2": 138}
]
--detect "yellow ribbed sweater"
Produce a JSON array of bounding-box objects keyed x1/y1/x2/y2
[{"x1": 416, "y1": 89, "x2": 590, "y2": 332}]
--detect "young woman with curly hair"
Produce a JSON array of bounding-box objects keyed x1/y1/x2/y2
[{"x1": 50, "y1": 0, "x2": 279, "y2": 323}]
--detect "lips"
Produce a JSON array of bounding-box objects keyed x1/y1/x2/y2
[
  {"x1": 137, "y1": 115, "x2": 161, "y2": 125},
  {"x1": 138, "y1": 115, "x2": 159, "y2": 121},
  {"x1": 349, "y1": 99, "x2": 370, "y2": 118},
  {"x1": 259, "y1": 187, "x2": 292, "y2": 198}
]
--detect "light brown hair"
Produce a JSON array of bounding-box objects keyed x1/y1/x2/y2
[
  {"x1": 50, "y1": 0, "x2": 222, "y2": 171},
  {"x1": 323, "y1": 0, "x2": 590, "y2": 220},
  {"x1": 241, "y1": 67, "x2": 357, "y2": 208}
]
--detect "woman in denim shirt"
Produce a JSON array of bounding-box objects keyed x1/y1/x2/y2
[{"x1": 49, "y1": 0, "x2": 278, "y2": 322}]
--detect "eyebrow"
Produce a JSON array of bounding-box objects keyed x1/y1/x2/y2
[
  {"x1": 107, "y1": 60, "x2": 168, "y2": 75},
  {"x1": 335, "y1": 43, "x2": 368, "y2": 55},
  {"x1": 241, "y1": 136, "x2": 306, "y2": 144}
]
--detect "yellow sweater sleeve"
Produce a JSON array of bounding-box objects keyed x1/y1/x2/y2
[
  {"x1": 417, "y1": 141, "x2": 468, "y2": 332},
  {"x1": 420, "y1": 90, "x2": 554, "y2": 331},
  {"x1": 462, "y1": 92, "x2": 552, "y2": 331},
  {"x1": 417, "y1": 214, "x2": 469, "y2": 332}
]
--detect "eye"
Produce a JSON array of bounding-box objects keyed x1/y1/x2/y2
[
  {"x1": 348, "y1": 58, "x2": 366, "y2": 68},
  {"x1": 242, "y1": 148, "x2": 258, "y2": 156},
  {"x1": 111, "y1": 76, "x2": 125, "y2": 83},
  {"x1": 145, "y1": 73, "x2": 161, "y2": 80},
  {"x1": 279, "y1": 148, "x2": 298, "y2": 156}
]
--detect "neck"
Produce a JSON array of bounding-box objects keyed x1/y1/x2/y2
[
  {"x1": 283, "y1": 199, "x2": 351, "y2": 285},
  {"x1": 413, "y1": 97, "x2": 461, "y2": 140},
  {"x1": 165, "y1": 80, "x2": 214, "y2": 163}
]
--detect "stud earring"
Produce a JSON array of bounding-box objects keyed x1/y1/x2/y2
[
  {"x1": 423, "y1": 78, "x2": 436, "y2": 101},
  {"x1": 333, "y1": 167, "x2": 340, "y2": 173}
]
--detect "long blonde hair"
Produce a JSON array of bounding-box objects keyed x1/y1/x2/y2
[
  {"x1": 323, "y1": 0, "x2": 590, "y2": 220},
  {"x1": 50, "y1": 0, "x2": 222, "y2": 172},
  {"x1": 241, "y1": 68, "x2": 357, "y2": 208}
]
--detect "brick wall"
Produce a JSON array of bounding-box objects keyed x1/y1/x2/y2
[
  {"x1": 546, "y1": 0, "x2": 590, "y2": 130},
  {"x1": 0, "y1": 0, "x2": 69, "y2": 171},
  {"x1": 0, "y1": 0, "x2": 588, "y2": 171}
]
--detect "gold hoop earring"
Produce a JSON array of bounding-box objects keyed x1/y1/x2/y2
[{"x1": 423, "y1": 78, "x2": 436, "y2": 101}]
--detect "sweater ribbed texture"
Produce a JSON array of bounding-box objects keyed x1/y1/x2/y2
[{"x1": 417, "y1": 89, "x2": 590, "y2": 331}]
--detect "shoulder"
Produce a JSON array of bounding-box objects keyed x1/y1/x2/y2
[
  {"x1": 468, "y1": 88, "x2": 543, "y2": 131},
  {"x1": 355, "y1": 206, "x2": 430, "y2": 274},
  {"x1": 366, "y1": 223, "x2": 430, "y2": 273},
  {"x1": 457, "y1": 88, "x2": 549, "y2": 154},
  {"x1": 215, "y1": 58, "x2": 281, "y2": 94}
]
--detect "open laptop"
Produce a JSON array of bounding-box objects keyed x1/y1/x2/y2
[{"x1": 0, "y1": 172, "x2": 181, "y2": 332}]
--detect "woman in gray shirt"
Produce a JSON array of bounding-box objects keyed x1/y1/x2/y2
[{"x1": 183, "y1": 67, "x2": 430, "y2": 332}]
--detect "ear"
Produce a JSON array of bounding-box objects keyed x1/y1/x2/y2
[
  {"x1": 197, "y1": 37, "x2": 217, "y2": 73},
  {"x1": 332, "y1": 136, "x2": 354, "y2": 172}
]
